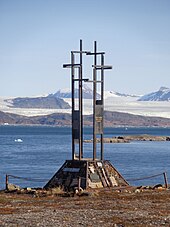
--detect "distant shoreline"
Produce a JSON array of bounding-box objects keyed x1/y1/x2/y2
[
  {"x1": 1, "y1": 124, "x2": 170, "y2": 129},
  {"x1": 84, "y1": 134, "x2": 170, "y2": 143}
]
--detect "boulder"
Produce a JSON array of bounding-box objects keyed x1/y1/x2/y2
[{"x1": 7, "y1": 183, "x2": 20, "y2": 192}]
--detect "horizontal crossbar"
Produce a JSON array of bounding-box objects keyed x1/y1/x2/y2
[
  {"x1": 92, "y1": 65, "x2": 112, "y2": 70},
  {"x1": 63, "y1": 64, "x2": 81, "y2": 68}
]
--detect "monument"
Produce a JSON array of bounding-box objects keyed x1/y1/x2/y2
[{"x1": 44, "y1": 40, "x2": 128, "y2": 191}]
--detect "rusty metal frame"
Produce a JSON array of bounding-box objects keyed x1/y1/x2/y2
[
  {"x1": 63, "y1": 40, "x2": 89, "y2": 161},
  {"x1": 87, "y1": 41, "x2": 112, "y2": 160},
  {"x1": 63, "y1": 40, "x2": 112, "y2": 161}
]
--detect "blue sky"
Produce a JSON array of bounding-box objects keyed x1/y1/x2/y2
[{"x1": 0, "y1": 0, "x2": 170, "y2": 96}]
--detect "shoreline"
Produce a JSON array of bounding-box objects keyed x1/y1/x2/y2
[
  {"x1": 1, "y1": 124, "x2": 170, "y2": 129},
  {"x1": 84, "y1": 134, "x2": 170, "y2": 143}
]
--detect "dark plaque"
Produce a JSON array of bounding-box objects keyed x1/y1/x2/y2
[
  {"x1": 95, "y1": 100, "x2": 103, "y2": 134},
  {"x1": 73, "y1": 110, "x2": 80, "y2": 140}
]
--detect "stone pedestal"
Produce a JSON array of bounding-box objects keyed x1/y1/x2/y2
[{"x1": 44, "y1": 159, "x2": 128, "y2": 191}]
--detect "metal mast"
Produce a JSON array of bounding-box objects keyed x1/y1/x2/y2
[
  {"x1": 64, "y1": 40, "x2": 112, "y2": 161},
  {"x1": 44, "y1": 40, "x2": 129, "y2": 191},
  {"x1": 63, "y1": 40, "x2": 89, "y2": 160},
  {"x1": 87, "y1": 41, "x2": 112, "y2": 160}
]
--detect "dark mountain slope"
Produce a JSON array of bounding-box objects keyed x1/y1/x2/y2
[{"x1": 1, "y1": 111, "x2": 170, "y2": 127}]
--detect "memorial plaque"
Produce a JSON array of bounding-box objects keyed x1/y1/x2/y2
[
  {"x1": 73, "y1": 110, "x2": 80, "y2": 140},
  {"x1": 95, "y1": 100, "x2": 103, "y2": 134}
]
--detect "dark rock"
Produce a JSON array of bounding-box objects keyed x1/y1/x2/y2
[
  {"x1": 118, "y1": 136, "x2": 124, "y2": 139},
  {"x1": 153, "y1": 184, "x2": 163, "y2": 189}
]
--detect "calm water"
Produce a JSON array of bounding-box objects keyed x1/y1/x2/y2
[{"x1": 0, "y1": 126, "x2": 170, "y2": 189}]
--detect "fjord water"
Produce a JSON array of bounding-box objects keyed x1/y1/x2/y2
[{"x1": 0, "y1": 126, "x2": 170, "y2": 189}]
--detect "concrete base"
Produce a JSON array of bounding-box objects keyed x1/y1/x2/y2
[{"x1": 44, "y1": 159, "x2": 128, "y2": 191}]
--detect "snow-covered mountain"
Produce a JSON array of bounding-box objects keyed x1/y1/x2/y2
[
  {"x1": 49, "y1": 88, "x2": 71, "y2": 98},
  {"x1": 1, "y1": 86, "x2": 170, "y2": 119},
  {"x1": 50, "y1": 85, "x2": 140, "y2": 100},
  {"x1": 138, "y1": 87, "x2": 170, "y2": 101},
  {"x1": 104, "y1": 91, "x2": 140, "y2": 99},
  {"x1": 4, "y1": 96, "x2": 70, "y2": 109},
  {"x1": 49, "y1": 84, "x2": 101, "y2": 99}
]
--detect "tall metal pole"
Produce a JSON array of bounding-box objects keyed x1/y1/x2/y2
[
  {"x1": 71, "y1": 52, "x2": 75, "y2": 160},
  {"x1": 79, "y1": 39, "x2": 83, "y2": 159},
  {"x1": 93, "y1": 41, "x2": 97, "y2": 160},
  {"x1": 101, "y1": 54, "x2": 104, "y2": 160}
]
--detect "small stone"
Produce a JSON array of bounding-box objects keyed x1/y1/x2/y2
[
  {"x1": 26, "y1": 187, "x2": 32, "y2": 191},
  {"x1": 134, "y1": 189, "x2": 140, "y2": 193}
]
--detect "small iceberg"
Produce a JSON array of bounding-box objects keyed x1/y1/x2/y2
[{"x1": 14, "y1": 139, "x2": 23, "y2": 143}]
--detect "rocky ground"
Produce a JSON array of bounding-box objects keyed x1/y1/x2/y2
[{"x1": 0, "y1": 186, "x2": 170, "y2": 227}]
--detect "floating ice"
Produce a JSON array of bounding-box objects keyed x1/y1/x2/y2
[{"x1": 14, "y1": 139, "x2": 23, "y2": 143}]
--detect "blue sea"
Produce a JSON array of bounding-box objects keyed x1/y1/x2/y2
[{"x1": 0, "y1": 125, "x2": 170, "y2": 189}]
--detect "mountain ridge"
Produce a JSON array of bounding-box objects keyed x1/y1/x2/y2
[
  {"x1": 4, "y1": 96, "x2": 70, "y2": 109},
  {"x1": 49, "y1": 84, "x2": 101, "y2": 99},
  {"x1": 1, "y1": 110, "x2": 170, "y2": 127},
  {"x1": 2, "y1": 86, "x2": 170, "y2": 104},
  {"x1": 138, "y1": 87, "x2": 170, "y2": 101},
  {"x1": 1, "y1": 86, "x2": 170, "y2": 120},
  {"x1": 49, "y1": 86, "x2": 170, "y2": 101}
]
